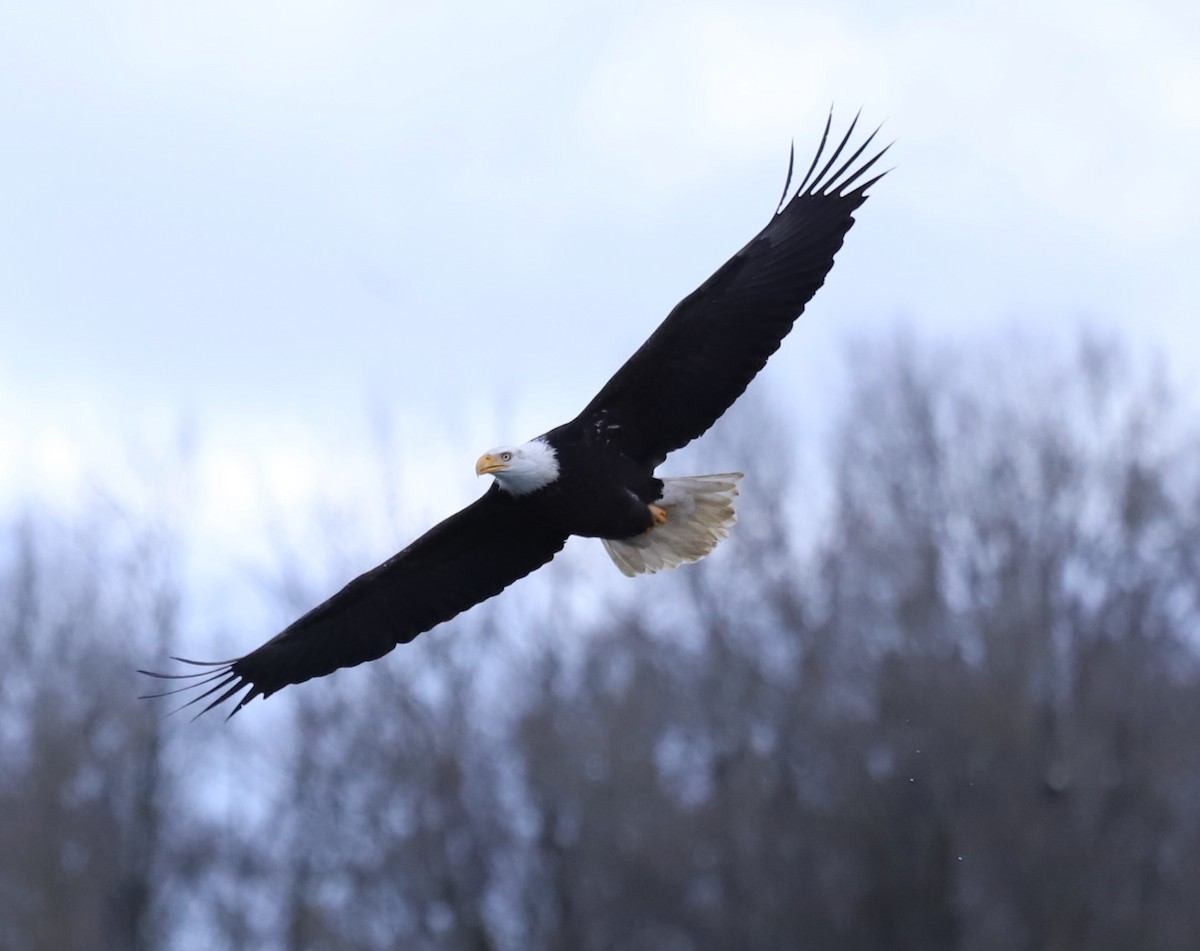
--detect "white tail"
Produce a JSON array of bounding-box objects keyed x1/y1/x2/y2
[{"x1": 601, "y1": 473, "x2": 742, "y2": 577}]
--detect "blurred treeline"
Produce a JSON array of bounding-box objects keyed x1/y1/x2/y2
[{"x1": 3, "y1": 333, "x2": 1199, "y2": 951}]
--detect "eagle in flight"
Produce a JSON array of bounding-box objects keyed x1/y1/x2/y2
[{"x1": 142, "y1": 113, "x2": 888, "y2": 717}]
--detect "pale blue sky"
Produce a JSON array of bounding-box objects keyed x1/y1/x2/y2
[{"x1": 2, "y1": 0, "x2": 1198, "y2": 559}]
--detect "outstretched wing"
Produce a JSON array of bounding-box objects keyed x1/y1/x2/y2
[
  {"x1": 575, "y1": 112, "x2": 889, "y2": 468},
  {"x1": 141, "y1": 487, "x2": 567, "y2": 717}
]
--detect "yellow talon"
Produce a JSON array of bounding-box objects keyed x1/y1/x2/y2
[{"x1": 649, "y1": 503, "x2": 668, "y2": 527}]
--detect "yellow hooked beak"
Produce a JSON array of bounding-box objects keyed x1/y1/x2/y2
[{"x1": 476, "y1": 453, "x2": 509, "y2": 476}]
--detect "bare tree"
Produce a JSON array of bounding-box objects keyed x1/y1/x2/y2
[
  {"x1": 7, "y1": 329, "x2": 1200, "y2": 950},
  {"x1": 0, "y1": 497, "x2": 189, "y2": 950}
]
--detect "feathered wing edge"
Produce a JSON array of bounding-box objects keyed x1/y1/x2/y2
[
  {"x1": 138, "y1": 656, "x2": 258, "y2": 721},
  {"x1": 787, "y1": 107, "x2": 892, "y2": 206},
  {"x1": 139, "y1": 489, "x2": 571, "y2": 720},
  {"x1": 573, "y1": 109, "x2": 891, "y2": 471}
]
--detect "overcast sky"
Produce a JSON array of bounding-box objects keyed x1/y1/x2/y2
[{"x1": 2, "y1": 0, "x2": 1198, "y2": 577}]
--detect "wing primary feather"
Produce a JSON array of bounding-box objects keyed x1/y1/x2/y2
[
  {"x1": 849, "y1": 167, "x2": 892, "y2": 197},
  {"x1": 821, "y1": 126, "x2": 888, "y2": 195},
  {"x1": 774, "y1": 140, "x2": 796, "y2": 216},
  {"x1": 794, "y1": 108, "x2": 834, "y2": 194},
  {"x1": 195, "y1": 680, "x2": 253, "y2": 720},
  {"x1": 138, "y1": 669, "x2": 230, "y2": 699},
  {"x1": 136, "y1": 665, "x2": 230, "y2": 681},
  {"x1": 222, "y1": 690, "x2": 260, "y2": 722},
  {"x1": 806, "y1": 108, "x2": 861, "y2": 195},
  {"x1": 170, "y1": 671, "x2": 240, "y2": 715},
  {"x1": 137, "y1": 662, "x2": 255, "y2": 719}
]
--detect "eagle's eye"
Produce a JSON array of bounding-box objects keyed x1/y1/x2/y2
[{"x1": 501, "y1": 451, "x2": 513, "y2": 462}]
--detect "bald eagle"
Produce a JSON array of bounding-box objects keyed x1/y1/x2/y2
[{"x1": 142, "y1": 113, "x2": 888, "y2": 717}]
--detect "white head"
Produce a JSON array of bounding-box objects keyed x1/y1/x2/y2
[{"x1": 475, "y1": 438, "x2": 560, "y2": 496}]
